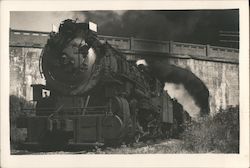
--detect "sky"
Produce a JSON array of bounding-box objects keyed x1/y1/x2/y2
[{"x1": 10, "y1": 10, "x2": 239, "y2": 48}]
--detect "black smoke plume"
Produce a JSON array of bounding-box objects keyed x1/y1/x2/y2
[
  {"x1": 81, "y1": 9, "x2": 239, "y2": 48},
  {"x1": 146, "y1": 58, "x2": 210, "y2": 115}
]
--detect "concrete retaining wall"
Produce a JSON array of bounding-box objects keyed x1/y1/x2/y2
[{"x1": 168, "y1": 57, "x2": 239, "y2": 113}]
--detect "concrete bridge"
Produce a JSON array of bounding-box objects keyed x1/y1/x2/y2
[{"x1": 9, "y1": 29, "x2": 239, "y2": 114}]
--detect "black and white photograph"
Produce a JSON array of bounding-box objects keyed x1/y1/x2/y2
[{"x1": 1, "y1": 1, "x2": 249, "y2": 168}]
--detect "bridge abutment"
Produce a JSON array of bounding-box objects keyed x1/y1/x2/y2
[{"x1": 167, "y1": 57, "x2": 239, "y2": 114}]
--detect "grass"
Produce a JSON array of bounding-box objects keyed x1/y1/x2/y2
[
  {"x1": 93, "y1": 140, "x2": 189, "y2": 154},
  {"x1": 180, "y1": 106, "x2": 239, "y2": 153},
  {"x1": 10, "y1": 95, "x2": 35, "y2": 149}
]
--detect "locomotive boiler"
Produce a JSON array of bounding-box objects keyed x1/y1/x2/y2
[{"x1": 17, "y1": 19, "x2": 190, "y2": 148}]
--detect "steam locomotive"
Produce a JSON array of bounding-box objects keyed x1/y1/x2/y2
[{"x1": 17, "y1": 19, "x2": 190, "y2": 148}]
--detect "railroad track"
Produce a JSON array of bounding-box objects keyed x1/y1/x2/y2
[{"x1": 11, "y1": 139, "x2": 185, "y2": 154}]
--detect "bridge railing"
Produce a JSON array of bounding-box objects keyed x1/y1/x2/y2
[
  {"x1": 171, "y1": 42, "x2": 207, "y2": 57},
  {"x1": 171, "y1": 41, "x2": 239, "y2": 60},
  {"x1": 98, "y1": 35, "x2": 130, "y2": 50},
  {"x1": 10, "y1": 29, "x2": 50, "y2": 48},
  {"x1": 10, "y1": 29, "x2": 239, "y2": 61},
  {"x1": 130, "y1": 38, "x2": 170, "y2": 53},
  {"x1": 209, "y1": 45, "x2": 239, "y2": 59}
]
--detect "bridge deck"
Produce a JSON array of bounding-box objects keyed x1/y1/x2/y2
[{"x1": 9, "y1": 29, "x2": 239, "y2": 64}]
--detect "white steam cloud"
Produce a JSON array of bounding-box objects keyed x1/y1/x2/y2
[
  {"x1": 136, "y1": 59, "x2": 148, "y2": 66},
  {"x1": 164, "y1": 82, "x2": 200, "y2": 119}
]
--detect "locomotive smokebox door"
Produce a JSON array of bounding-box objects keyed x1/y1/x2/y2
[{"x1": 31, "y1": 84, "x2": 48, "y2": 101}]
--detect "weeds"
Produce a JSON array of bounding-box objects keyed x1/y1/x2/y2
[
  {"x1": 10, "y1": 95, "x2": 35, "y2": 148},
  {"x1": 181, "y1": 106, "x2": 239, "y2": 153}
]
